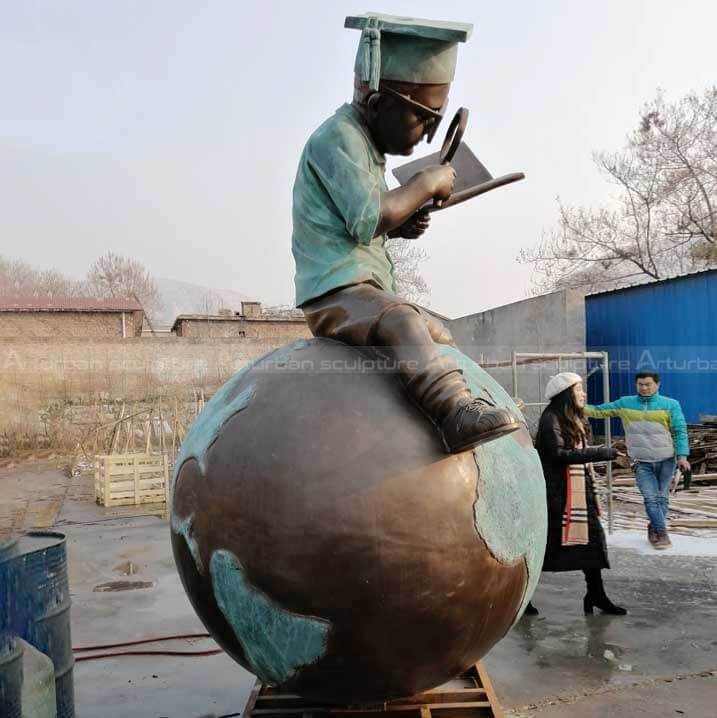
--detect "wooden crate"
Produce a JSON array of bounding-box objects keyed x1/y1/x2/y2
[
  {"x1": 94, "y1": 453, "x2": 169, "y2": 507},
  {"x1": 241, "y1": 661, "x2": 504, "y2": 718}
]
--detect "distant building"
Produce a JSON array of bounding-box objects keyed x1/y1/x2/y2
[
  {"x1": 172, "y1": 301, "x2": 311, "y2": 341},
  {"x1": 0, "y1": 294, "x2": 144, "y2": 338}
]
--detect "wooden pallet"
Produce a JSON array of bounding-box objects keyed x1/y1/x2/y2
[
  {"x1": 94, "y1": 452, "x2": 169, "y2": 507},
  {"x1": 241, "y1": 661, "x2": 504, "y2": 718}
]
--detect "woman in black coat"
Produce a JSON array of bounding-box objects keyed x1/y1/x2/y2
[{"x1": 527, "y1": 372, "x2": 626, "y2": 616}]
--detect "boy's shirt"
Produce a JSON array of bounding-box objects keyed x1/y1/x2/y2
[{"x1": 292, "y1": 103, "x2": 396, "y2": 307}]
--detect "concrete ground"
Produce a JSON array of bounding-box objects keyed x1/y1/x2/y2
[
  {"x1": 487, "y1": 548, "x2": 717, "y2": 717},
  {"x1": 3, "y1": 461, "x2": 716, "y2": 717}
]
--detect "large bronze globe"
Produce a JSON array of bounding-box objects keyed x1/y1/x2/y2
[{"x1": 171, "y1": 339, "x2": 546, "y2": 703}]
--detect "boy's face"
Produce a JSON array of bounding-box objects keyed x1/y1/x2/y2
[{"x1": 370, "y1": 83, "x2": 451, "y2": 156}]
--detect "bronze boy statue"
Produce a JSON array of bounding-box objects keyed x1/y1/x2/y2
[{"x1": 292, "y1": 13, "x2": 520, "y2": 454}]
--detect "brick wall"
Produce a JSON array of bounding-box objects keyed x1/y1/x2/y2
[
  {"x1": 176, "y1": 318, "x2": 312, "y2": 341},
  {"x1": 0, "y1": 336, "x2": 284, "y2": 408},
  {"x1": 0, "y1": 310, "x2": 143, "y2": 338},
  {"x1": 0, "y1": 334, "x2": 319, "y2": 446}
]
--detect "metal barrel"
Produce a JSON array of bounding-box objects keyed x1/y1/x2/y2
[
  {"x1": 0, "y1": 536, "x2": 22, "y2": 718},
  {"x1": 0, "y1": 536, "x2": 19, "y2": 560},
  {"x1": 7, "y1": 531, "x2": 75, "y2": 718},
  {"x1": 0, "y1": 638, "x2": 23, "y2": 718}
]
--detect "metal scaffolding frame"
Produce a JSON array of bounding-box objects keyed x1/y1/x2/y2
[{"x1": 511, "y1": 351, "x2": 615, "y2": 533}]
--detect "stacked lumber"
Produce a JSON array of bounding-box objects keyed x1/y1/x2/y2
[
  {"x1": 688, "y1": 420, "x2": 717, "y2": 475},
  {"x1": 608, "y1": 485, "x2": 717, "y2": 535}
]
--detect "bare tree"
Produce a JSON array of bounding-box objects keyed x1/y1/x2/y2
[
  {"x1": 87, "y1": 252, "x2": 162, "y2": 315},
  {"x1": 0, "y1": 255, "x2": 85, "y2": 296},
  {"x1": 637, "y1": 89, "x2": 717, "y2": 260},
  {"x1": 385, "y1": 237, "x2": 430, "y2": 304},
  {"x1": 521, "y1": 88, "x2": 717, "y2": 293},
  {"x1": 194, "y1": 290, "x2": 224, "y2": 316}
]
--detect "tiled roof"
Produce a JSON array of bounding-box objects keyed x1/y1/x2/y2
[{"x1": 0, "y1": 293, "x2": 143, "y2": 313}]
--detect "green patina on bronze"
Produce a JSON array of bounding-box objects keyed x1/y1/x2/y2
[
  {"x1": 173, "y1": 381, "x2": 256, "y2": 481},
  {"x1": 170, "y1": 357, "x2": 258, "y2": 571},
  {"x1": 169, "y1": 378, "x2": 254, "y2": 571},
  {"x1": 345, "y1": 13, "x2": 472, "y2": 90},
  {"x1": 171, "y1": 513, "x2": 203, "y2": 573},
  {"x1": 171, "y1": 342, "x2": 311, "y2": 490},
  {"x1": 440, "y1": 346, "x2": 547, "y2": 618},
  {"x1": 210, "y1": 549, "x2": 331, "y2": 685},
  {"x1": 292, "y1": 104, "x2": 395, "y2": 307},
  {"x1": 170, "y1": 343, "x2": 313, "y2": 573}
]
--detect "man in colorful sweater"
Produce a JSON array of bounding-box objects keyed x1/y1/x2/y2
[{"x1": 585, "y1": 371, "x2": 690, "y2": 550}]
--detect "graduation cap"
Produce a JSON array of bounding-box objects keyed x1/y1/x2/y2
[
  {"x1": 345, "y1": 13, "x2": 473, "y2": 90},
  {"x1": 347, "y1": 13, "x2": 525, "y2": 209}
]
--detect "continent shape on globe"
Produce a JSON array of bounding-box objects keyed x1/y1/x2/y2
[{"x1": 171, "y1": 338, "x2": 547, "y2": 703}]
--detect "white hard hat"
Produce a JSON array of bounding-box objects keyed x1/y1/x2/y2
[{"x1": 545, "y1": 372, "x2": 583, "y2": 401}]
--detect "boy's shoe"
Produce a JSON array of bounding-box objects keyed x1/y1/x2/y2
[
  {"x1": 654, "y1": 529, "x2": 672, "y2": 550},
  {"x1": 440, "y1": 399, "x2": 521, "y2": 454},
  {"x1": 647, "y1": 525, "x2": 658, "y2": 545}
]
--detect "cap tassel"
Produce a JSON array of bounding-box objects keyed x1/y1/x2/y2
[
  {"x1": 367, "y1": 28, "x2": 380, "y2": 91},
  {"x1": 359, "y1": 20, "x2": 381, "y2": 92}
]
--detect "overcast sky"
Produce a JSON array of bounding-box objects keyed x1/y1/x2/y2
[{"x1": 2, "y1": 1, "x2": 716, "y2": 318}]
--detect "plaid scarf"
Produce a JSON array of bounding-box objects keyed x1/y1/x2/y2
[
  {"x1": 562, "y1": 463, "x2": 589, "y2": 545},
  {"x1": 561, "y1": 435, "x2": 596, "y2": 546}
]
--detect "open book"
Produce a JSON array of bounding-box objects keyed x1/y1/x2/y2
[{"x1": 392, "y1": 142, "x2": 525, "y2": 212}]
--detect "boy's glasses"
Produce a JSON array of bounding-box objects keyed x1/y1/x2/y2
[{"x1": 381, "y1": 87, "x2": 448, "y2": 142}]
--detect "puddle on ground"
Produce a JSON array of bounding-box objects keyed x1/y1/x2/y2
[{"x1": 93, "y1": 580, "x2": 154, "y2": 592}]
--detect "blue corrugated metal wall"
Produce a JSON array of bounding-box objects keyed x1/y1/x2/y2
[{"x1": 585, "y1": 270, "x2": 717, "y2": 428}]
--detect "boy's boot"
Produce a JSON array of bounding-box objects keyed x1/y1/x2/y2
[
  {"x1": 374, "y1": 305, "x2": 521, "y2": 454},
  {"x1": 404, "y1": 356, "x2": 521, "y2": 453}
]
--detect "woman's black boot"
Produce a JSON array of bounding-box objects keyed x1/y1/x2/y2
[{"x1": 583, "y1": 568, "x2": 627, "y2": 615}]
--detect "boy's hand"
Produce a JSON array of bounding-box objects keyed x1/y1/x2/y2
[
  {"x1": 388, "y1": 209, "x2": 430, "y2": 239},
  {"x1": 420, "y1": 165, "x2": 457, "y2": 201},
  {"x1": 375, "y1": 165, "x2": 455, "y2": 238}
]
